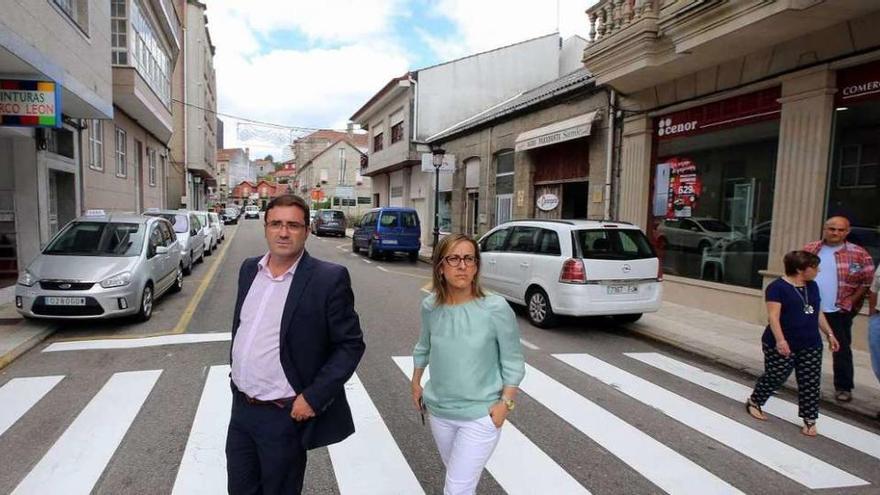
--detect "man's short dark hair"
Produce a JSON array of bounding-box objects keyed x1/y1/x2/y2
[
  {"x1": 783, "y1": 250, "x2": 820, "y2": 276},
  {"x1": 264, "y1": 194, "x2": 310, "y2": 225}
]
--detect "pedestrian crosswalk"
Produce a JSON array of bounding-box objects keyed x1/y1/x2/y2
[{"x1": 1, "y1": 350, "x2": 877, "y2": 494}]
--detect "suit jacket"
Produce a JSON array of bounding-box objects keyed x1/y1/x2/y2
[{"x1": 231, "y1": 250, "x2": 366, "y2": 450}]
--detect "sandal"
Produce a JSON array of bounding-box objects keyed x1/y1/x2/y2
[
  {"x1": 745, "y1": 398, "x2": 767, "y2": 421},
  {"x1": 801, "y1": 420, "x2": 817, "y2": 437}
]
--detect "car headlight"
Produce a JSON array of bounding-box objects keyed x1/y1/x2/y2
[
  {"x1": 100, "y1": 271, "x2": 132, "y2": 288},
  {"x1": 17, "y1": 270, "x2": 38, "y2": 287}
]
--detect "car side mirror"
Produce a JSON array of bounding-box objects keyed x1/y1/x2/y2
[
  {"x1": 191, "y1": 229, "x2": 198, "y2": 236},
  {"x1": 155, "y1": 245, "x2": 169, "y2": 255}
]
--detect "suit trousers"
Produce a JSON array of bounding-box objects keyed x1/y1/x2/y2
[
  {"x1": 825, "y1": 311, "x2": 855, "y2": 392},
  {"x1": 429, "y1": 414, "x2": 502, "y2": 495},
  {"x1": 226, "y1": 391, "x2": 307, "y2": 495}
]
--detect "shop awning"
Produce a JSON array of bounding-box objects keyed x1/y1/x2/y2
[{"x1": 515, "y1": 110, "x2": 598, "y2": 152}]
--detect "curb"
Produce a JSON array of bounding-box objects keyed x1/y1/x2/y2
[
  {"x1": 0, "y1": 322, "x2": 56, "y2": 371},
  {"x1": 627, "y1": 323, "x2": 880, "y2": 421}
]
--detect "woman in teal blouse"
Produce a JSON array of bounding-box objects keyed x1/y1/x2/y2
[{"x1": 410, "y1": 233, "x2": 525, "y2": 495}]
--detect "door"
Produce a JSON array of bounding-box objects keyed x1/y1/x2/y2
[
  {"x1": 135, "y1": 140, "x2": 144, "y2": 212},
  {"x1": 159, "y1": 221, "x2": 179, "y2": 287},
  {"x1": 499, "y1": 226, "x2": 540, "y2": 301},
  {"x1": 147, "y1": 224, "x2": 168, "y2": 291},
  {"x1": 534, "y1": 184, "x2": 561, "y2": 220},
  {"x1": 561, "y1": 181, "x2": 588, "y2": 219},
  {"x1": 478, "y1": 228, "x2": 510, "y2": 294}
]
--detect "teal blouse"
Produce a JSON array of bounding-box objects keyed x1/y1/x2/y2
[{"x1": 413, "y1": 293, "x2": 526, "y2": 420}]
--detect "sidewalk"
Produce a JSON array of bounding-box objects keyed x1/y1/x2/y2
[
  {"x1": 0, "y1": 301, "x2": 54, "y2": 370},
  {"x1": 630, "y1": 302, "x2": 880, "y2": 419}
]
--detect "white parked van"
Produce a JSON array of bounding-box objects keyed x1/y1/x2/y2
[
  {"x1": 244, "y1": 205, "x2": 260, "y2": 220},
  {"x1": 478, "y1": 219, "x2": 663, "y2": 327}
]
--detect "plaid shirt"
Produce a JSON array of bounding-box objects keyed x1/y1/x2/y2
[{"x1": 804, "y1": 240, "x2": 875, "y2": 312}]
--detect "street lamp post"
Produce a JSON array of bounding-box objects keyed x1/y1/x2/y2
[{"x1": 431, "y1": 145, "x2": 445, "y2": 250}]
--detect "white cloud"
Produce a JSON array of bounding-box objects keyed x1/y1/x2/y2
[{"x1": 424, "y1": 0, "x2": 594, "y2": 60}]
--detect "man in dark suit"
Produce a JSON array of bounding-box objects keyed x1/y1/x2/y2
[{"x1": 226, "y1": 194, "x2": 365, "y2": 494}]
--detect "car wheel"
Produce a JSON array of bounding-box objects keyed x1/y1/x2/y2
[
  {"x1": 526, "y1": 288, "x2": 557, "y2": 328},
  {"x1": 137, "y1": 284, "x2": 154, "y2": 322},
  {"x1": 408, "y1": 251, "x2": 419, "y2": 262},
  {"x1": 368, "y1": 242, "x2": 381, "y2": 260},
  {"x1": 197, "y1": 249, "x2": 205, "y2": 264},
  {"x1": 352, "y1": 239, "x2": 360, "y2": 253},
  {"x1": 612, "y1": 313, "x2": 642, "y2": 324},
  {"x1": 171, "y1": 264, "x2": 183, "y2": 293},
  {"x1": 183, "y1": 253, "x2": 193, "y2": 275}
]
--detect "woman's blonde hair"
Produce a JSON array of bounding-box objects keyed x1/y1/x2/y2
[{"x1": 431, "y1": 233, "x2": 486, "y2": 305}]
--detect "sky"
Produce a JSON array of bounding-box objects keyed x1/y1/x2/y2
[{"x1": 206, "y1": 0, "x2": 597, "y2": 160}]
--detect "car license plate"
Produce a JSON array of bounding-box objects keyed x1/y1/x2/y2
[
  {"x1": 45, "y1": 296, "x2": 86, "y2": 306},
  {"x1": 607, "y1": 285, "x2": 638, "y2": 295},
  {"x1": 383, "y1": 239, "x2": 398, "y2": 245}
]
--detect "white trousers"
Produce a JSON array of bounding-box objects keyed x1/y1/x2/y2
[{"x1": 429, "y1": 414, "x2": 502, "y2": 495}]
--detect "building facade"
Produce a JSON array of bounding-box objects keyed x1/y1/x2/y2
[
  {"x1": 216, "y1": 148, "x2": 253, "y2": 205},
  {"x1": 82, "y1": 0, "x2": 180, "y2": 214},
  {"x1": 0, "y1": 0, "x2": 114, "y2": 291},
  {"x1": 351, "y1": 34, "x2": 588, "y2": 246},
  {"x1": 583, "y1": 0, "x2": 880, "y2": 347},
  {"x1": 428, "y1": 69, "x2": 610, "y2": 238},
  {"x1": 168, "y1": 0, "x2": 216, "y2": 210},
  {"x1": 296, "y1": 138, "x2": 371, "y2": 219}
]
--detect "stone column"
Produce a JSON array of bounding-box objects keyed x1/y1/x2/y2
[
  {"x1": 617, "y1": 114, "x2": 653, "y2": 228},
  {"x1": 765, "y1": 68, "x2": 836, "y2": 279}
]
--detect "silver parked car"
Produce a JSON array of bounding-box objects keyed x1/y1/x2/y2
[
  {"x1": 193, "y1": 211, "x2": 216, "y2": 256},
  {"x1": 144, "y1": 209, "x2": 205, "y2": 274},
  {"x1": 208, "y1": 211, "x2": 225, "y2": 245},
  {"x1": 15, "y1": 211, "x2": 184, "y2": 321}
]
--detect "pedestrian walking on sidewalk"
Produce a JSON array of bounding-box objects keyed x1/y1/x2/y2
[
  {"x1": 747, "y1": 250, "x2": 840, "y2": 437},
  {"x1": 804, "y1": 216, "x2": 875, "y2": 403},
  {"x1": 410, "y1": 233, "x2": 525, "y2": 495},
  {"x1": 226, "y1": 194, "x2": 365, "y2": 494},
  {"x1": 869, "y1": 270, "x2": 880, "y2": 419}
]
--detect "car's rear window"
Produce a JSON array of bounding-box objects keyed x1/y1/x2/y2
[
  {"x1": 400, "y1": 211, "x2": 418, "y2": 228},
  {"x1": 145, "y1": 213, "x2": 189, "y2": 233},
  {"x1": 575, "y1": 229, "x2": 656, "y2": 260},
  {"x1": 44, "y1": 222, "x2": 145, "y2": 257},
  {"x1": 321, "y1": 211, "x2": 345, "y2": 221},
  {"x1": 379, "y1": 212, "x2": 398, "y2": 227}
]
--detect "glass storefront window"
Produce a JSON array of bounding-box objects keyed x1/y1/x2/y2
[
  {"x1": 438, "y1": 191, "x2": 452, "y2": 232},
  {"x1": 649, "y1": 120, "x2": 779, "y2": 289},
  {"x1": 828, "y1": 101, "x2": 880, "y2": 264}
]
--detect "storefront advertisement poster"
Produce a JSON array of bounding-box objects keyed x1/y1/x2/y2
[
  {"x1": 665, "y1": 158, "x2": 702, "y2": 218},
  {"x1": 653, "y1": 163, "x2": 670, "y2": 216}
]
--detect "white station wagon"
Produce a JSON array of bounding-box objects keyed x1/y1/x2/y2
[{"x1": 478, "y1": 219, "x2": 663, "y2": 327}]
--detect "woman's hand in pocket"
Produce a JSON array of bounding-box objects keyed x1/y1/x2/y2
[{"x1": 489, "y1": 402, "x2": 508, "y2": 428}]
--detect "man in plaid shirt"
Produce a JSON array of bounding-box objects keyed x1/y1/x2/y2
[{"x1": 804, "y1": 216, "x2": 875, "y2": 402}]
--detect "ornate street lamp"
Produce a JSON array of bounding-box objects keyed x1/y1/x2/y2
[{"x1": 431, "y1": 145, "x2": 445, "y2": 249}]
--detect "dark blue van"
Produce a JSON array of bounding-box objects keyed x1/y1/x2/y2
[{"x1": 352, "y1": 207, "x2": 421, "y2": 261}]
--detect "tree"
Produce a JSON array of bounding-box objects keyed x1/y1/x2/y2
[{"x1": 262, "y1": 154, "x2": 274, "y2": 163}]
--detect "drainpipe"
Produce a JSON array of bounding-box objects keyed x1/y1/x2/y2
[
  {"x1": 604, "y1": 88, "x2": 616, "y2": 220},
  {"x1": 78, "y1": 119, "x2": 86, "y2": 214},
  {"x1": 408, "y1": 74, "x2": 418, "y2": 142},
  {"x1": 182, "y1": 20, "x2": 189, "y2": 208}
]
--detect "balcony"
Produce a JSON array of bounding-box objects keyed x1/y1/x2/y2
[
  {"x1": 584, "y1": 0, "x2": 880, "y2": 94},
  {"x1": 112, "y1": 67, "x2": 173, "y2": 142}
]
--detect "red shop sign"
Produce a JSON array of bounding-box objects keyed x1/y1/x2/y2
[
  {"x1": 836, "y1": 59, "x2": 880, "y2": 104},
  {"x1": 655, "y1": 86, "x2": 781, "y2": 140}
]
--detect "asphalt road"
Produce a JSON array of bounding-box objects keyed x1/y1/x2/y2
[{"x1": 1, "y1": 218, "x2": 879, "y2": 494}]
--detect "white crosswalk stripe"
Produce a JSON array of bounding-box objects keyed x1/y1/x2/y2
[
  {"x1": 43, "y1": 332, "x2": 231, "y2": 352},
  {"x1": 392, "y1": 357, "x2": 591, "y2": 495},
  {"x1": 521, "y1": 363, "x2": 742, "y2": 495},
  {"x1": 0, "y1": 375, "x2": 64, "y2": 437},
  {"x1": 627, "y1": 351, "x2": 880, "y2": 461},
  {"x1": 12, "y1": 370, "x2": 162, "y2": 495},
  {"x1": 172, "y1": 365, "x2": 232, "y2": 495},
  {"x1": 328, "y1": 373, "x2": 425, "y2": 494},
  {"x1": 555, "y1": 353, "x2": 869, "y2": 489}
]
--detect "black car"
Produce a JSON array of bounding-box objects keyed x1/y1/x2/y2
[
  {"x1": 222, "y1": 207, "x2": 239, "y2": 225},
  {"x1": 311, "y1": 209, "x2": 346, "y2": 237}
]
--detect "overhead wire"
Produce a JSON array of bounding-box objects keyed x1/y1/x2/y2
[{"x1": 171, "y1": 98, "x2": 353, "y2": 133}]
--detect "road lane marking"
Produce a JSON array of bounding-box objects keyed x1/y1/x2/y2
[
  {"x1": 519, "y1": 338, "x2": 540, "y2": 350},
  {"x1": 172, "y1": 223, "x2": 238, "y2": 334},
  {"x1": 363, "y1": 259, "x2": 372, "y2": 264},
  {"x1": 555, "y1": 353, "x2": 867, "y2": 489},
  {"x1": 376, "y1": 266, "x2": 389, "y2": 272},
  {"x1": 393, "y1": 357, "x2": 589, "y2": 495},
  {"x1": 520, "y1": 362, "x2": 742, "y2": 494},
  {"x1": 172, "y1": 365, "x2": 232, "y2": 495},
  {"x1": 327, "y1": 373, "x2": 425, "y2": 494},
  {"x1": 350, "y1": 253, "x2": 357, "y2": 257},
  {"x1": 12, "y1": 370, "x2": 162, "y2": 495},
  {"x1": 0, "y1": 376, "x2": 65, "y2": 436},
  {"x1": 627, "y1": 352, "x2": 880, "y2": 461},
  {"x1": 43, "y1": 332, "x2": 231, "y2": 352}
]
